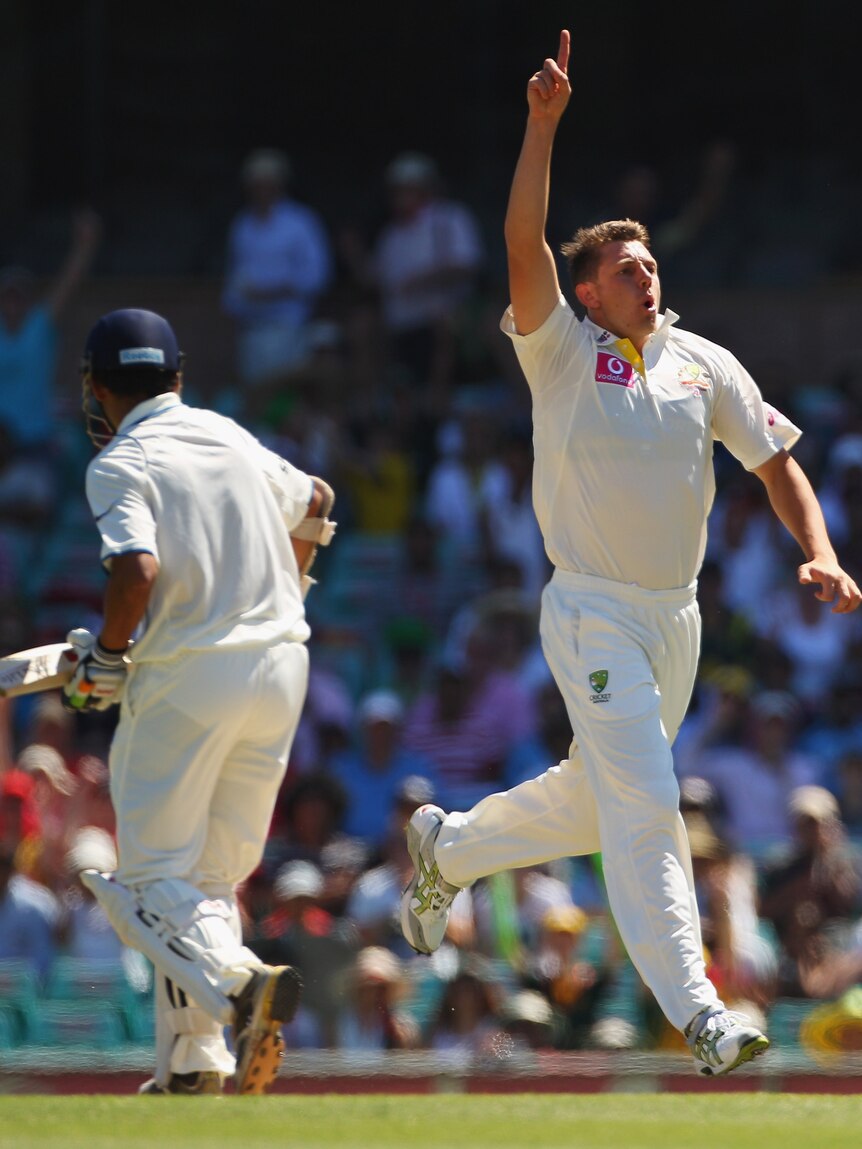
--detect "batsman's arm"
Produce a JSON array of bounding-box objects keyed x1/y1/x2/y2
[{"x1": 99, "y1": 551, "x2": 159, "y2": 649}]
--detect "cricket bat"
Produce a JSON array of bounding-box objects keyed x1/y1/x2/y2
[{"x1": 0, "y1": 643, "x2": 79, "y2": 698}]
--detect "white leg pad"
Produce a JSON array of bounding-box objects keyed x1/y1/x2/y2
[{"x1": 81, "y1": 871, "x2": 262, "y2": 1024}]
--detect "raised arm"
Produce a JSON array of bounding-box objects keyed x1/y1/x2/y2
[
  {"x1": 44, "y1": 208, "x2": 102, "y2": 320},
  {"x1": 504, "y1": 29, "x2": 571, "y2": 335},
  {"x1": 753, "y1": 449, "x2": 861, "y2": 613}
]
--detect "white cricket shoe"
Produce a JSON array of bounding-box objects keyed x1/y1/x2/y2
[
  {"x1": 687, "y1": 1008, "x2": 770, "y2": 1076},
  {"x1": 400, "y1": 804, "x2": 461, "y2": 955}
]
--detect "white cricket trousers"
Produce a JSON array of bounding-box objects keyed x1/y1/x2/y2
[
  {"x1": 109, "y1": 639, "x2": 309, "y2": 1078},
  {"x1": 435, "y1": 569, "x2": 722, "y2": 1033}
]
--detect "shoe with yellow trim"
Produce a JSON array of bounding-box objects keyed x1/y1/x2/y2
[{"x1": 400, "y1": 804, "x2": 461, "y2": 955}]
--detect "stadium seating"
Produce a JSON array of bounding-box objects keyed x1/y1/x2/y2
[{"x1": 0, "y1": 959, "x2": 42, "y2": 1044}]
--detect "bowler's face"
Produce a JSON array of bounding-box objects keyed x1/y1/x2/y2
[{"x1": 578, "y1": 240, "x2": 661, "y2": 348}]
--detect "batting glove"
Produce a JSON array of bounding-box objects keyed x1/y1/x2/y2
[{"x1": 62, "y1": 628, "x2": 128, "y2": 712}]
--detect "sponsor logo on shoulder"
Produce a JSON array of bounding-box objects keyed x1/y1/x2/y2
[
  {"x1": 119, "y1": 347, "x2": 166, "y2": 366},
  {"x1": 595, "y1": 352, "x2": 634, "y2": 388},
  {"x1": 588, "y1": 669, "x2": 611, "y2": 703}
]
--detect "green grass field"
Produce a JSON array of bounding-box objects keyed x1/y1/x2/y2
[{"x1": 0, "y1": 1094, "x2": 861, "y2": 1149}]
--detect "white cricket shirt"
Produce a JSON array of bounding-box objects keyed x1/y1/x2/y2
[
  {"x1": 86, "y1": 393, "x2": 313, "y2": 661},
  {"x1": 501, "y1": 297, "x2": 802, "y2": 591}
]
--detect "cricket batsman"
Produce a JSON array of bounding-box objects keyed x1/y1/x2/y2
[{"x1": 64, "y1": 307, "x2": 335, "y2": 1095}]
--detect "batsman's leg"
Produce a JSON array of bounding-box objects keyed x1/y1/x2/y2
[{"x1": 80, "y1": 872, "x2": 263, "y2": 1022}]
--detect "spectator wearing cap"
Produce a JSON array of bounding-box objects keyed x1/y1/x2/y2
[
  {"x1": 328, "y1": 690, "x2": 438, "y2": 855},
  {"x1": 681, "y1": 689, "x2": 822, "y2": 858},
  {"x1": 759, "y1": 784, "x2": 862, "y2": 997},
  {"x1": 221, "y1": 147, "x2": 333, "y2": 411},
  {"x1": 251, "y1": 859, "x2": 358, "y2": 1048}
]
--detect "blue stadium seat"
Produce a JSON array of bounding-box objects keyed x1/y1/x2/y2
[
  {"x1": 0, "y1": 959, "x2": 42, "y2": 1043},
  {"x1": 26, "y1": 1000, "x2": 127, "y2": 1048}
]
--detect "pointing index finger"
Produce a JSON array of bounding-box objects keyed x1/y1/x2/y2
[{"x1": 557, "y1": 28, "x2": 570, "y2": 74}]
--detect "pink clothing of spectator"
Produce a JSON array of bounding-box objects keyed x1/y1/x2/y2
[{"x1": 403, "y1": 661, "x2": 536, "y2": 810}]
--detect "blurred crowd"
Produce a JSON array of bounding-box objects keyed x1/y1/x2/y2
[{"x1": 3, "y1": 143, "x2": 862, "y2": 1064}]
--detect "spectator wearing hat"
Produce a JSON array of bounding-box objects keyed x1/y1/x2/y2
[
  {"x1": 328, "y1": 690, "x2": 438, "y2": 855},
  {"x1": 680, "y1": 690, "x2": 822, "y2": 858},
  {"x1": 251, "y1": 859, "x2": 358, "y2": 1048},
  {"x1": 500, "y1": 988, "x2": 556, "y2": 1051},
  {"x1": 759, "y1": 785, "x2": 862, "y2": 997},
  {"x1": 221, "y1": 147, "x2": 333, "y2": 410},
  {"x1": 335, "y1": 944, "x2": 418, "y2": 1051},
  {"x1": 14, "y1": 743, "x2": 78, "y2": 892}
]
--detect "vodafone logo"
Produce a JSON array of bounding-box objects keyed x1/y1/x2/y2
[{"x1": 595, "y1": 351, "x2": 634, "y2": 388}]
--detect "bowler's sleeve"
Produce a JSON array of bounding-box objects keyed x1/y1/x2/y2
[{"x1": 710, "y1": 348, "x2": 802, "y2": 470}]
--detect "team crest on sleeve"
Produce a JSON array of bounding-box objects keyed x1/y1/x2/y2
[
  {"x1": 589, "y1": 669, "x2": 611, "y2": 703},
  {"x1": 595, "y1": 352, "x2": 634, "y2": 388}
]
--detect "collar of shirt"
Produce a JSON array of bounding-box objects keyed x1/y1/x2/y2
[
  {"x1": 116, "y1": 390, "x2": 182, "y2": 435},
  {"x1": 584, "y1": 309, "x2": 679, "y2": 368}
]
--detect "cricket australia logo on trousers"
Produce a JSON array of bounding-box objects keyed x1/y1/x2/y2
[{"x1": 589, "y1": 669, "x2": 611, "y2": 704}]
